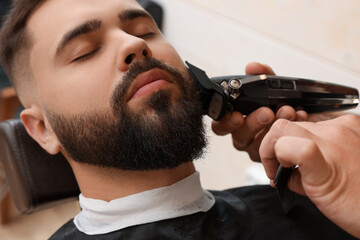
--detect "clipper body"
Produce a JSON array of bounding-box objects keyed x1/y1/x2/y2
[{"x1": 186, "y1": 61, "x2": 359, "y2": 121}]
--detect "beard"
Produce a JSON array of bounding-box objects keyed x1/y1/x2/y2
[{"x1": 46, "y1": 58, "x2": 207, "y2": 171}]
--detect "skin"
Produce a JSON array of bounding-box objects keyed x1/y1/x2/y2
[{"x1": 259, "y1": 115, "x2": 360, "y2": 238}]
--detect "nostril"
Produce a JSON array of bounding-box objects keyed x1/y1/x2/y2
[
  {"x1": 142, "y1": 49, "x2": 148, "y2": 57},
  {"x1": 125, "y1": 53, "x2": 136, "y2": 64}
]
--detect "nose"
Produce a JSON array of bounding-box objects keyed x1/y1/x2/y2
[{"x1": 117, "y1": 35, "x2": 153, "y2": 72}]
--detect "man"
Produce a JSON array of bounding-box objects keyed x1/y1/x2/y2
[{"x1": 0, "y1": 0, "x2": 357, "y2": 239}]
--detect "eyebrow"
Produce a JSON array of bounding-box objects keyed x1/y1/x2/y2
[
  {"x1": 55, "y1": 19, "x2": 102, "y2": 57},
  {"x1": 55, "y1": 9, "x2": 153, "y2": 57},
  {"x1": 118, "y1": 9, "x2": 153, "y2": 22}
]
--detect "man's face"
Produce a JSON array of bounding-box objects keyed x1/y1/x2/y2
[
  {"x1": 28, "y1": 0, "x2": 186, "y2": 115},
  {"x1": 26, "y1": 0, "x2": 206, "y2": 170}
]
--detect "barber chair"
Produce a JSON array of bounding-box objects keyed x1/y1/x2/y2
[
  {"x1": 0, "y1": 119, "x2": 80, "y2": 217},
  {"x1": 0, "y1": 87, "x2": 22, "y2": 224},
  {"x1": 0, "y1": 88, "x2": 78, "y2": 224}
]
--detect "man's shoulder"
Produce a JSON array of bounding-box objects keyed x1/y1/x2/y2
[
  {"x1": 49, "y1": 219, "x2": 79, "y2": 240},
  {"x1": 49, "y1": 185, "x2": 357, "y2": 240},
  {"x1": 210, "y1": 184, "x2": 358, "y2": 239},
  {"x1": 211, "y1": 184, "x2": 275, "y2": 198},
  {"x1": 210, "y1": 184, "x2": 279, "y2": 209}
]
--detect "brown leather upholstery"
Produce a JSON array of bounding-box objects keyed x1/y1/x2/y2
[
  {"x1": 0, "y1": 87, "x2": 20, "y2": 120},
  {"x1": 0, "y1": 87, "x2": 21, "y2": 223},
  {"x1": 0, "y1": 119, "x2": 80, "y2": 214}
]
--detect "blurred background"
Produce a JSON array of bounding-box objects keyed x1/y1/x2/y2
[
  {"x1": 0, "y1": 0, "x2": 359, "y2": 239},
  {"x1": 155, "y1": 0, "x2": 360, "y2": 189}
]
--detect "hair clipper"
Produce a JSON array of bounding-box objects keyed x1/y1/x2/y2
[{"x1": 186, "y1": 61, "x2": 359, "y2": 121}]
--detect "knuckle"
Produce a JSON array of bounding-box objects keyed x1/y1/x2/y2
[
  {"x1": 249, "y1": 152, "x2": 261, "y2": 162},
  {"x1": 330, "y1": 125, "x2": 351, "y2": 138},
  {"x1": 233, "y1": 139, "x2": 245, "y2": 149},
  {"x1": 340, "y1": 114, "x2": 360, "y2": 125},
  {"x1": 272, "y1": 119, "x2": 291, "y2": 131},
  {"x1": 233, "y1": 138, "x2": 252, "y2": 150},
  {"x1": 211, "y1": 124, "x2": 228, "y2": 136},
  {"x1": 212, "y1": 128, "x2": 222, "y2": 136}
]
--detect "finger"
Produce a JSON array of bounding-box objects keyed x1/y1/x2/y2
[
  {"x1": 211, "y1": 112, "x2": 245, "y2": 136},
  {"x1": 287, "y1": 169, "x2": 306, "y2": 196},
  {"x1": 245, "y1": 127, "x2": 270, "y2": 162},
  {"x1": 275, "y1": 136, "x2": 332, "y2": 191},
  {"x1": 245, "y1": 62, "x2": 276, "y2": 75},
  {"x1": 232, "y1": 107, "x2": 275, "y2": 149},
  {"x1": 276, "y1": 105, "x2": 296, "y2": 121},
  {"x1": 295, "y1": 110, "x2": 308, "y2": 121},
  {"x1": 259, "y1": 119, "x2": 314, "y2": 179},
  {"x1": 270, "y1": 179, "x2": 275, "y2": 188},
  {"x1": 276, "y1": 107, "x2": 308, "y2": 121}
]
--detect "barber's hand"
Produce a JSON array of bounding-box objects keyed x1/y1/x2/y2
[
  {"x1": 211, "y1": 62, "x2": 308, "y2": 162},
  {"x1": 259, "y1": 114, "x2": 360, "y2": 238}
]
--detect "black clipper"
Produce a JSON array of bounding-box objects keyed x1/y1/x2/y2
[
  {"x1": 186, "y1": 61, "x2": 359, "y2": 121},
  {"x1": 186, "y1": 61, "x2": 359, "y2": 212}
]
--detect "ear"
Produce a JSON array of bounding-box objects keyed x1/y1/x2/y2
[{"x1": 20, "y1": 106, "x2": 61, "y2": 155}]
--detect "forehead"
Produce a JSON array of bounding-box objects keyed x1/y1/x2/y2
[
  {"x1": 29, "y1": 0, "x2": 142, "y2": 28},
  {"x1": 27, "y1": 0, "x2": 143, "y2": 53}
]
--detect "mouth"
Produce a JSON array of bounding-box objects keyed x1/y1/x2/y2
[{"x1": 127, "y1": 68, "x2": 173, "y2": 101}]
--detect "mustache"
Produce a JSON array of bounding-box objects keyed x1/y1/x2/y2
[{"x1": 111, "y1": 58, "x2": 187, "y2": 112}]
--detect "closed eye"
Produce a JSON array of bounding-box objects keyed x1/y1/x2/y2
[
  {"x1": 72, "y1": 48, "x2": 101, "y2": 63},
  {"x1": 136, "y1": 32, "x2": 155, "y2": 39}
]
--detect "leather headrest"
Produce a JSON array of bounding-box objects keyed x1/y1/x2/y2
[{"x1": 0, "y1": 119, "x2": 80, "y2": 214}]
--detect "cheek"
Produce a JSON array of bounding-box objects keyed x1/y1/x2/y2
[
  {"x1": 37, "y1": 63, "x2": 117, "y2": 115},
  {"x1": 151, "y1": 41, "x2": 187, "y2": 72}
]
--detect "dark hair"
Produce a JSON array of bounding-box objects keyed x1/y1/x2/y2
[{"x1": 0, "y1": 0, "x2": 45, "y2": 88}]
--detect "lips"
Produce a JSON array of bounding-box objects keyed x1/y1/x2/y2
[{"x1": 127, "y1": 68, "x2": 173, "y2": 101}]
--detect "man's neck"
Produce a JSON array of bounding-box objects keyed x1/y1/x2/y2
[{"x1": 68, "y1": 161, "x2": 196, "y2": 201}]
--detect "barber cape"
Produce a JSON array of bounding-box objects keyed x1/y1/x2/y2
[{"x1": 50, "y1": 172, "x2": 357, "y2": 240}]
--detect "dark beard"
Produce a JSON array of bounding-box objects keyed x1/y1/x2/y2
[{"x1": 46, "y1": 58, "x2": 207, "y2": 171}]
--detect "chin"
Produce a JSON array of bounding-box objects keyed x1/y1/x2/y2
[{"x1": 127, "y1": 86, "x2": 180, "y2": 114}]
